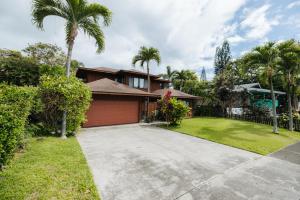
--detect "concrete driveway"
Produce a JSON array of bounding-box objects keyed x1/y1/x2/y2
[{"x1": 77, "y1": 124, "x2": 300, "y2": 200}]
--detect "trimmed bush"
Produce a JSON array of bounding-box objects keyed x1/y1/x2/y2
[
  {"x1": 158, "y1": 91, "x2": 190, "y2": 126},
  {"x1": 39, "y1": 76, "x2": 92, "y2": 135},
  {"x1": 0, "y1": 84, "x2": 35, "y2": 169}
]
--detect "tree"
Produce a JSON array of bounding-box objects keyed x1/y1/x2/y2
[
  {"x1": 0, "y1": 50, "x2": 40, "y2": 86},
  {"x1": 242, "y1": 42, "x2": 281, "y2": 133},
  {"x1": 23, "y1": 42, "x2": 66, "y2": 66},
  {"x1": 132, "y1": 46, "x2": 161, "y2": 92},
  {"x1": 132, "y1": 46, "x2": 161, "y2": 119},
  {"x1": 159, "y1": 66, "x2": 177, "y2": 81},
  {"x1": 32, "y1": 0, "x2": 112, "y2": 138},
  {"x1": 277, "y1": 39, "x2": 300, "y2": 131},
  {"x1": 214, "y1": 40, "x2": 231, "y2": 75},
  {"x1": 173, "y1": 70, "x2": 198, "y2": 91},
  {"x1": 200, "y1": 67, "x2": 207, "y2": 81}
]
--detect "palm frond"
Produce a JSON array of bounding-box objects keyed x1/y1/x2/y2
[
  {"x1": 32, "y1": 0, "x2": 69, "y2": 29},
  {"x1": 79, "y1": 18, "x2": 105, "y2": 53},
  {"x1": 79, "y1": 3, "x2": 112, "y2": 25}
]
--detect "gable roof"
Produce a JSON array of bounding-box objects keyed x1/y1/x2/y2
[
  {"x1": 87, "y1": 78, "x2": 157, "y2": 97},
  {"x1": 152, "y1": 88, "x2": 198, "y2": 99},
  {"x1": 78, "y1": 66, "x2": 166, "y2": 80}
]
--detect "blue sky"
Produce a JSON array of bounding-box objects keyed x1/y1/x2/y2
[{"x1": 0, "y1": 0, "x2": 299, "y2": 80}]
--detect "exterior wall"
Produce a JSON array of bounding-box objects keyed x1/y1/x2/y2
[
  {"x1": 86, "y1": 71, "x2": 117, "y2": 83},
  {"x1": 77, "y1": 69, "x2": 169, "y2": 91}
]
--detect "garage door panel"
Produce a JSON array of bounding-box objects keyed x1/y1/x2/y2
[{"x1": 84, "y1": 96, "x2": 140, "y2": 127}]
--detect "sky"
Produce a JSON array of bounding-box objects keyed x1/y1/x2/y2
[{"x1": 0, "y1": 0, "x2": 299, "y2": 80}]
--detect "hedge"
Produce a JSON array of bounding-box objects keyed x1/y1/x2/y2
[
  {"x1": 39, "y1": 76, "x2": 92, "y2": 135},
  {"x1": 0, "y1": 84, "x2": 35, "y2": 169}
]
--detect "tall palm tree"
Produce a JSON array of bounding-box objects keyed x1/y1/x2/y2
[
  {"x1": 244, "y1": 42, "x2": 281, "y2": 133},
  {"x1": 132, "y1": 46, "x2": 161, "y2": 93},
  {"x1": 32, "y1": 0, "x2": 112, "y2": 138},
  {"x1": 132, "y1": 46, "x2": 160, "y2": 119},
  {"x1": 277, "y1": 39, "x2": 300, "y2": 131}
]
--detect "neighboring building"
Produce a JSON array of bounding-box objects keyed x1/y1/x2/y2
[
  {"x1": 76, "y1": 67, "x2": 198, "y2": 127},
  {"x1": 232, "y1": 83, "x2": 286, "y2": 114}
]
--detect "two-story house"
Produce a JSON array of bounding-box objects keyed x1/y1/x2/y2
[{"x1": 76, "y1": 67, "x2": 198, "y2": 127}]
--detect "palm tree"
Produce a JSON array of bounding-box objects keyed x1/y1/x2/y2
[
  {"x1": 32, "y1": 0, "x2": 112, "y2": 138},
  {"x1": 160, "y1": 66, "x2": 177, "y2": 81},
  {"x1": 173, "y1": 70, "x2": 188, "y2": 91},
  {"x1": 277, "y1": 39, "x2": 300, "y2": 131},
  {"x1": 244, "y1": 42, "x2": 281, "y2": 133},
  {"x1": 132, "y1": 46, "x2": 161, "y2": 93},
  {"x1": 132, "y1": 46, "x2": 160, "y2": 119}
]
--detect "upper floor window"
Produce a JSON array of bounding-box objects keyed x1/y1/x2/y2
[
  {"x1": 129, "y1": 77, "x2": 148, "y2": 89},
  {"x1": 160, "y1": 82, "x2": 169, "y2": 89}
]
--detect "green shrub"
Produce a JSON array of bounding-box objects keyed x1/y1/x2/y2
[
  {"x1": 158, "y1": 91, "x2": 190, "y2": 126},
  {"x1": 0, "y1": 84, "x2": 35, "y2": 169},
  {"x1": 39, "y1": 76, "x2": 92, "y2": 135}
]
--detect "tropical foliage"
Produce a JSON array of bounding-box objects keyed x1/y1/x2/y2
[
  {"x1": 132, "y1": 46, "x2": 161, "y2": 92},
  {"x1": 0, "y1": 84, "x2": 36, "y2": 169},
  {"x1": 32, "y1": 0, "x2": 112, "y2": 137},
  {"x1": 157, "y1": 91, "x2": 190, "y2": 126},
  {"x1": 39, "y1": 76, "x2": 92, "y2": 135}
]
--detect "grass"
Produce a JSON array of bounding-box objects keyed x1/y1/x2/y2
[
  {"x1": 164, "y1": 117, "x2": 300, "y2": 155},
  {"x1": 0, "y1": 137, "x2": 99, "y2": 200}
]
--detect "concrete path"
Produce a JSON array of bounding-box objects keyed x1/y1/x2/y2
[
  {"x1": 77, "y1": 124, "x2": 300, "y2": 200},
  {"x1": 270, "y1": 141, "x2": 300, "y2": 165}
]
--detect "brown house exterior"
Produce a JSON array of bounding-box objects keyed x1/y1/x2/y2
[{"x1": 76, "y1": 67, "x2": 198, "y2": 127}]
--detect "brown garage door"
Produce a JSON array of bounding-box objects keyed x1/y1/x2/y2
[{"x1": 84, "y1": 95, "x2": 140, "y2": 127}]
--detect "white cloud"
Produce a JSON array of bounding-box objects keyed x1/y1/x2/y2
[
  {"x1": 227, "y1": 35, "x2": 245, "y2": 44},
  {"x1": 287, "y1": 1, "x2": 300, "y2": 9},
  {"x1": 0, "y1": 0, "x2": 247, "y2": 80},
  {"x1": 241, "y1": 4, "x2": 280, "y2": 40}
]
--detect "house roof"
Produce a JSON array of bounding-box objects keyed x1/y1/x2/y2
[
  {"x1": 78, "y1": 66, "x2": 168, "y2": 81},
  {"x1": 233, "y1": 82, "x2": 285, "y2": 95},
  {"x1": 87, "y1": 78, "x2": 158, "y2": 97},
  {"x1": 152, "y1": 88, "x2": 198, "y2": 99}
]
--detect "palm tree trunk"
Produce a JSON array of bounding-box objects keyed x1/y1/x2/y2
[
  {"x1": 270, "y1": 78, "x2": 278, "y2": 133},
  {"x1": 287, "y1": 72, "x2": 293, "y2": 131},
  {"x1": 146, "y1": 61, "x2": 150, "y2": 120},
  {"x1": 61, "y1": 38, "x2": 75, "y2": 139}
]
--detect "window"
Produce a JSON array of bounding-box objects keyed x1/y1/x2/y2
[
  {"x1": 134, "y1": 78, "x2": 139, "y2": 88},
  {"x1": 139, "y1": 78, "x2": 144, "y2": 88},
  {"x1": 129, "y1": 77, "x2": 134, "y2": 87},
  {"x1": 129, "y1": 77, "x2": 147, "y2": 89}
]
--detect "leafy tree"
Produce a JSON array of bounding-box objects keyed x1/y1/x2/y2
[
  {"x1": 214, "y1": 40, "x2": 231, "y2": 75},
  {"x1": 132, "y1": 46, "x2": 161, "y2": 92},
  {"x1": 23, "y1": 42, "x2": 66, "y2": 66},
  {"x1": 214, "y1": 69, "x2": 236, "y2": 116},
  {"x1": 277, "y1": 39, "x2": 300, "y2": 131},
  {"x1": 242, "y1": 42, "x2": 281, "y2": 133},
  {"x1": 173, "y1": 70, "x2": 198, "y2": 91},
  {"x1": 23, "y1": 42, "x2": 84, "y2": 72},
  {"x1": 0, "y1": 51, "x2": 40, "y2": 86},
  {"x1": 32, "y1": 0, "x2": 112, "y2": 138}
]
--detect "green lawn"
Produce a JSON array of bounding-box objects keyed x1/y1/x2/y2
[
  {"x1": 0, "y1": 137, "x2": 99, "y2": 200},
  {"x1": 165, "y1": 117, "x2": 300, "y2": 155}
]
